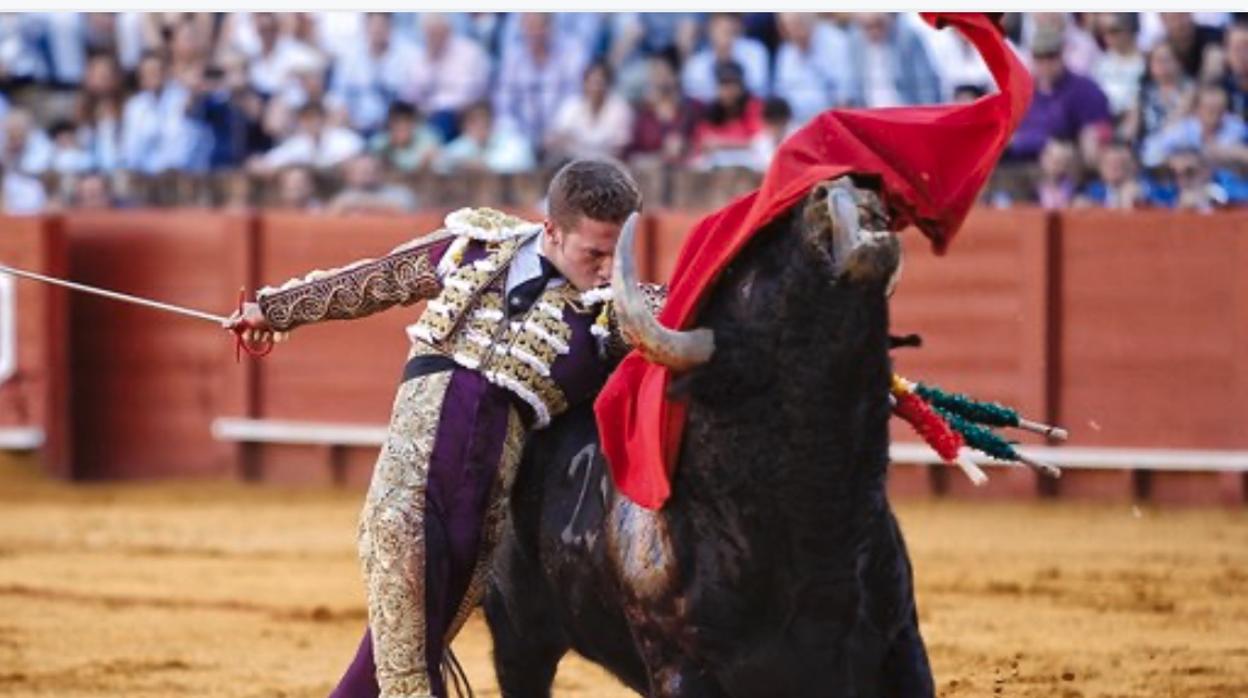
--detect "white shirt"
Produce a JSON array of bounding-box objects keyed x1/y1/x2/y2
[
  {"x1": 547, "y1": 94, "x2": 634, "y2": 160},
  {"x1": 436, "y1": 126, "x2": 537, "y2": 175},
  {"x1": 862, "y1": 43, "x2": 903, "y2": 108},
  {"x1": 773, "y1": 24, "x2": 854, "y2": 124},
  {"x1": 404, "y1": 34, "x2": 491, "y2": 113},
  {"x1": 263, "y1": 127, "x2": 364, "y2": 169},
  {"x1": 922, "y1": 28, "x2": 994, "y2": 101},
  {"x1": 681, "y1": 39, "x2": 771, "y2": 102},
  {"x1": 505, "y1": 229, "x2": 565, "y2": 298},
  {"x1": 249, "y1": 37, "x2": 322, "y2": 96},
  {"x1": 1092, "y1": 51, "x2": 1146, "y2": 116},
  {"x1": 2, "y1": 171, "x2": 47, "y2": 215},
  {"x1": 493, "y1": 42, "x2": 587, "y2": 146},
  {"x1": 120, "y1": 84, "x2": 197, "y2": 174},
  {"x1": 330, "y1": 37, "x2": 422, "y2": 132}
]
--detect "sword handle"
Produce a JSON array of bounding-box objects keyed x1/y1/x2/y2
[{"x1": 233, "y1": 288, "x2": 274, "y2": 361}]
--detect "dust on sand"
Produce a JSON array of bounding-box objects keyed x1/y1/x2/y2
[{"x1": 0, "y1": 457, "x2": 1244, "y2": 697}]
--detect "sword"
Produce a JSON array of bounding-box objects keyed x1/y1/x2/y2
[{"x1": 0, "y1": 263, "x2": 273, "y2": 359}]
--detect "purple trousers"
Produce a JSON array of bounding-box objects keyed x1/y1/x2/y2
[{"x1": 331, "y1": 361, "x2": 524, "y2": 698}]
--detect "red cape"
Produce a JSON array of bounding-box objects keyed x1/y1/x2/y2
[{"x1": 594, "y1": 13, "x2": 1033, "y2": 509}]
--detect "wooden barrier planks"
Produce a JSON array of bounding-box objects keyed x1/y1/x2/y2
[{"x1": 0, "y1": 216, "x2": 70, "y2": 475}]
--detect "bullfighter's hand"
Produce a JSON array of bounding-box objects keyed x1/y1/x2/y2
[{"x1": 223, "y1": 302, "x2": 290, "y2": 344}]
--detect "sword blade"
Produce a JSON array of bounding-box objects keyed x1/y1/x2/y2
[{"x1": 0, "y1": 263, "x2": 230, "y2": 325}]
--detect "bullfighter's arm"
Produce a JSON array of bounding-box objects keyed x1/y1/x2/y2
[
  {"x1": 256, "y1": 229, "x2": 458, "y2": 332},
  {"x1": 600, "y1": 283, "x2": 668, "y2": 362}
]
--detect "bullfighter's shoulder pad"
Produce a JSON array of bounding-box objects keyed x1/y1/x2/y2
[{"x1": 443, "y1": 207, "x2": 540, "y2": 242}]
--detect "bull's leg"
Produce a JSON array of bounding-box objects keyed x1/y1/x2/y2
[{"x1": 483, "y1": 585, "x2": 568, "y2": 698}]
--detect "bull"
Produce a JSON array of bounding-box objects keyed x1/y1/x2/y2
[{"x1": 483, "y1": 175, "x2": 932, "y2": 698}]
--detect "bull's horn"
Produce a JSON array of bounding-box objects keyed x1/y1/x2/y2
[{"x1": 612, "y1": 213, "x2": 714, "y2": 371}]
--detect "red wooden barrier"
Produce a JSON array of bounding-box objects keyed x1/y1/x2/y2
[
  {"x1": 62, "y1": 211, "x2": 250, "y2": 479},
  {"x1": 244, "y1": 212, "x2": 450, "y2": 483},
  {"x1": 0, "y1": 216, "x2": 70, "y2": 475},
  {"x1": 1056, "y1": 210, "x2": 1248, "y2": 505},
  {"x1": 7, "y1": 206, "x2": 1244, "y2": 506}
]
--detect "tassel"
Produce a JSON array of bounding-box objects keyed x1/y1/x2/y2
[
  {"x1": 936, "y1": 407, "x2": 1062, "y2": 479},
  {"x1": 891, "y1": 379, "x2": 987, "y2": 485},
  {"x1": 913, "y1": 380, "x2": 1068, "y2": 441}
]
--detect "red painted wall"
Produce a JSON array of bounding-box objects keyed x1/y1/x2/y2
[{"x1": 3, "y1": 208, "x2": 1245, "y2": 505}]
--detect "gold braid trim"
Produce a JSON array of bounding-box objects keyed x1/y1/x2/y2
[{"x1": 257, "y1": 229, "x2": 454, "y2": 331}]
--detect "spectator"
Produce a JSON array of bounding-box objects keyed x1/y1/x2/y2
[
  {"x1": 1, "y1": 109, "x2": 53, "y2": 174},
  {"x1": 328, "y1": 152, "x2": 417, "y2": 214},
  {"x1": 253, "y1": 100, "x2": 363, "y2": 173},
  {"x1": 492, "y1": 13, "x2": 586, "y2": 156},
  {"x1": 545, "y1": 61, "x2": 634, "y2": 163},
  {"x1": 76, "y1": 51, "x2": 125, "y2": 171},
  {"x1": 921, "y1": 17, "x2": 994, "y2": 102},
  {"x1": 1141, "y1": 85, "x2": 1248, "y2": 169},
  {"x1": 1125, "y1": 42, "x2": 1196, "y2": 147},
  {"x1": 608, "y1": 13, "x2": 701, "y2": 100},
  {"x1": 497, "y1": 13, "x2": 605, "y2": 74},
  {"x1": 38, "y1": 12, "x2": 88, "y2": 86},
  {"x1": 1035, "y1": 139, "x2": 1079, "y2": 209},
  {"x1": 846, "y1": 13, "x2": 941, "y2": 107},
  {"x1": 1008, "y1": 27, "x2": 1112, "y2": 164},
  {"x1": 626, "y1": 51, "x2": 700, "y2": 165},
  {"x1": 330, "y1": 13, "x2": 420, "y2": 134},
  {"x1": 691, "y1": 61, "x2": 764, "y2": 170},
  {"x1": 1165, "y1": 148, "x2": 1229, "y2": 212},
  {"x1": 67, "y1": 171, "x2": 125, "y2": 209},
  {"x1": 681, "y1": 13, "x2": 770, "y2": 103},
  {"x1": 243, "y1": 12, "x2": 322, "y2": 98},
  {"x1": 1029, "y1": 13, "x2": 1101, "y2": 77},
  {"x1": 120, "y1": 51, "x2": 200, "y2": 174},
  {"x1": 82, "y1": 12, "x2": 144, "y2": 70},
  {"x1": 274, "y1": 164, "x2": 322, "y2": 210},
  {"x1": 1091, "y1": 14, "x2": 1146, "y2": 120},
  {"x1": 167, "y1": 19, "x2": 208, "y2": 85},
  {"x1": 773, "y1": 13, "x2": 853, "y2": 124},
  {"x1": 369, "y1": 102, "x2": 441, "y2": 174},
  {"x1": 1223, "y1": 22, "x2": 1248, "y2": 121},
  {"x1": 750, "y1": 96, "x2": 795, "y2": 171},
  {"x1": 189, "y1": 56, "x2": 271, "y2": 170},
  {"x1": 436, "y1": 101, "x2": 536, "y2": 174},
  {"x1": 1157, "y1": 13, "x2": 1224, "y2": 79},
  {"x1": 46, "y1": 119, "x2": 92, "y2": 175},
  {"x1": 1076, "y1": 141, "x2": 1149, "y2": 209},
  {"x1": 0, "y1": 164, "x2": 48, "y2": 215},
  {"x1": 404, "y1": 13, "x2": 491, "y2": 142}
]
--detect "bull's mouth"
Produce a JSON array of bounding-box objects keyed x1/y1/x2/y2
[{"x1": 806, "y1": 177, "x2": 902, "y2": 293}]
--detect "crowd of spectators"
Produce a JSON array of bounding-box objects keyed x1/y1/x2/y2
[{"x1": 1, "y1": 11, "x2": 1246, "y2": 215}]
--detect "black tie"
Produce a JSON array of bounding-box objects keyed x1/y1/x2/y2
[{"x1": 507, "y1": 256, "x2": 560, "y2": 317}]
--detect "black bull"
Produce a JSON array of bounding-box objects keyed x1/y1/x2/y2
[{"x1": 484, "y1": 178, "x2": 935, "y2": 698}]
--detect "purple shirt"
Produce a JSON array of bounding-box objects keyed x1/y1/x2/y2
[{"x1": 1008, "y1": 70, "x2": 1111, "y2": 161}]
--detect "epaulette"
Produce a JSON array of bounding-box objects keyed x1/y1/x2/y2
[{"x1": 443, "y1": 206, "x2": 541, "y2": 242}]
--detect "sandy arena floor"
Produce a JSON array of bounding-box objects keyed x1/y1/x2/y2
[{"x1": 0, "y1": 457, "x2": 1245, "y2": 698}]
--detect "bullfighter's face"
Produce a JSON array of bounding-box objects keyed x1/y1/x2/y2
[{"x1": 543, "y1": 216, "x2": 622, "y2": 292}]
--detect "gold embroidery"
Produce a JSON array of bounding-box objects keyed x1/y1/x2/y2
[
  {"x1": 408, "y1": 239, "x2": 593, "y2": 427},
  {"x1": 358, "y1": 366, "x2": 453, "y2": 698},
  {"x1": 258, "y1": 230, "x2": 452, "y2": 331}
]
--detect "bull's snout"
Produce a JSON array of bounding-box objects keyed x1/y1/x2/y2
[{"x1": 805, "y1": 178, "x2": 901, "y2": 292}]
